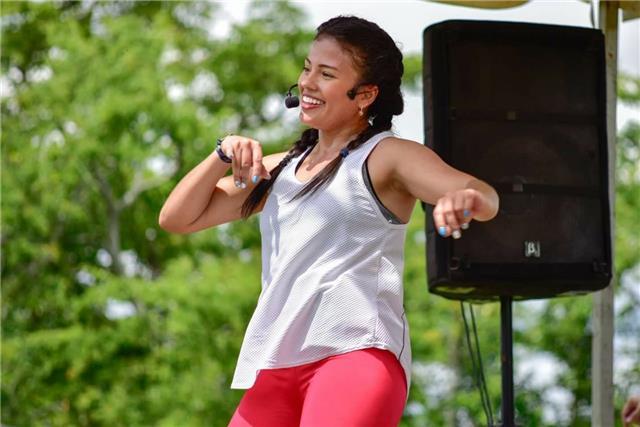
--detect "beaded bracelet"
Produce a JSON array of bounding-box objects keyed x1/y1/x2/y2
[{"x1": 215, "y1": 138, "x2": 233, "y2": 164}]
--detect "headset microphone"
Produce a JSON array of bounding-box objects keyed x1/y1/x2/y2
[
  {"x1": 286, "y1": 84, "x2": 362, "y2": 108},
  {"x1": 284, "y1": 84, "x2": 299, "y2": 108}
]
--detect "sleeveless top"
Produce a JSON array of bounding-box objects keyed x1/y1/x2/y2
[
  {"x1": 292, "y1": 136, "x2": 404, "y2": 225},
  {"x1": 363, "y1": 159, "x2": 404, "y2": 224},
  {"x1": 230, "y1": 130, "x2": 412, "y2": 397}
]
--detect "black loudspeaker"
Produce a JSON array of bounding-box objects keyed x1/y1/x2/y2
[{"x1": 422, "y1": 20, "x2": 612, "y2": 301}]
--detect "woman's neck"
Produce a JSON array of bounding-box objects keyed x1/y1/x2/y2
[{"x1": 315, "y1": 122, "x2": 369, "y2": 158}]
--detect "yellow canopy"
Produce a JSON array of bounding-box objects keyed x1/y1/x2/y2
[{"x1": 429, "y1": 0, "x2": 639, "y2": 20}]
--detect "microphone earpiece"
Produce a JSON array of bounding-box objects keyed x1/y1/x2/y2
[{"x1": 285, "y1": 84, "x2": 299, "y2": 108}]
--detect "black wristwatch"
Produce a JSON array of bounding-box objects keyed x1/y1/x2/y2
[{"x1": 215, "y1": 138, "x2": 233, "y2": 164}]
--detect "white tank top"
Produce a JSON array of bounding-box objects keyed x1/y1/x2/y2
[{"x1": 231, "y1": 130, "x2": 412, "y2": 396}]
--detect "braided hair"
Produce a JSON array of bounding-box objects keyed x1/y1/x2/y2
[{"x1": 241, "y1": 16, "x2": 404, "y2": 218}]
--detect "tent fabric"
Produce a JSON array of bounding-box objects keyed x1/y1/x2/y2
[{"x1": 429, "y1": 0, "x2": 639, "y2": 21}]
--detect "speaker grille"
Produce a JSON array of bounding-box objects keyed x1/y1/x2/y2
[{"x1": 423, "y1": 20, "x2": 611, "y2": 301}]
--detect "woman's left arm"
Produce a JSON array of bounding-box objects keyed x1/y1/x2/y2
[
  {"x1": 461, "y1": 178, "x2": 500, "y2": 222},
  {"x1": 383, "y1": 137, "x2": 500, "y2": 236}
]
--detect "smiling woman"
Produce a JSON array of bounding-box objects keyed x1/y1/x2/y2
[{"x1": 158, "y1": 15, "x2": 499, "y2": 427}]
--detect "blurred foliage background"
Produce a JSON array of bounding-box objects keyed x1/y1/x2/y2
[{"x1": 1, "y1": 1, "x2": 638, "y2": 426}]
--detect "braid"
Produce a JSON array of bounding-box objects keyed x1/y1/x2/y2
[
  {"x1": 290, "y1": 124, "x2": 388, "y2": 202},
  {"x1": 241, "y1": 129, "x2": 317, "y2": 218},
  {"x1": 241, "y1": 16, "x2": 404, "y2": 218}
]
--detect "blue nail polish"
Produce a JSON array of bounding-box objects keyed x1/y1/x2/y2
[
  {"x1": 252, "y1": 175, "x2": 258, "y2": 184},
  {"x1": 464, "y1": 209, "x2": 470, "y2": 217},
  {"x1": 438, "y1": 226, "x2": 447, "y2": 236}
]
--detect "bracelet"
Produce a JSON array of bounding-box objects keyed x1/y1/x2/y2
[{"x1": 215, "y1": 138, "x2": 233, "y2": 164}]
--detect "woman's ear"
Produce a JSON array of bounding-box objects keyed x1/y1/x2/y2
[{"x1": 357, "y1": 84, "x2": 379, "y2": 108}]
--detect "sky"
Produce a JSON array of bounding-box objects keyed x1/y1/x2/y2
[{"x1": 217, "y1": 0, "x2": 639, "y2": 142}]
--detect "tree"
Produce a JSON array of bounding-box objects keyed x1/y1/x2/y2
[
  {"x1": 2, "y1": 2, "x2": 424, "y2": 425},
  {"x1": 2, "y1": 1, "x2": 311, "y2": 425},
  {"x1": 3, "y1": 1, "x2": 636, "y2": 425}
]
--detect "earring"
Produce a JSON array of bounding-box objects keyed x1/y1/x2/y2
[{"x1": 358, "y1": 107, "x2": 364, "y2": 117}]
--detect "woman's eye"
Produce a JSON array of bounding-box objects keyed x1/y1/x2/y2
[
  {"x1": 322, "y1": 72, "x2": 334, "y2": 78},
  {"x1": 302, "y1": 66, "x2": 310, "y2": 72}
]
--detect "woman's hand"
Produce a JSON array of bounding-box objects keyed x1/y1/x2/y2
[
  {"x1": 433, "y1": 188, "x2": 482, "y2": 239},
  {"x1": 623, "y1": 396, "x2": 640, "y2": 427},
  {"x1": 219, "y1": 135, "x2": 271, "y2": 188}
]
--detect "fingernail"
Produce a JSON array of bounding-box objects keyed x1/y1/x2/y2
[
  {"x1": 252, "y1": 175, "x2": 258, "y2": 184},
  {"x1": 234, "y1": 179, "x2": 241, "y2": 188},
  {"x1": 438, "y1": 226, "x2": 447, "y2": 237},
  {"x1": 240, "y1": 181, "x2": 247, "y2": 189},
  {"x1": 461, "y1": 222, "x2": 469, "y2": 230},
  {"x1": 464, "y1": 209, "x2": 471, "y2": 217},
  {"x1": 452, "y1": 230, "x2": 462, "y2": 239}
]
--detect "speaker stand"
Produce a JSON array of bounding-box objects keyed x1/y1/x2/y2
[{"x1": 498, "y1": 295, "x2": 516, "y2": 427}]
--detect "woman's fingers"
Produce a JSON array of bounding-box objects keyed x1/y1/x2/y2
[
  {"x1": 433, "y1": 205, "x2": 449, "y2": 237},
  {"x1": 240, "y1": 142, "x2": 252, "y2": 187},
  {"x1": 235, "y1": 145, "x2": 246, "y2": 188},
  {"x1": 221, "y1": 136, "x2": 270, "y2": 188},
  {"x1": 460, "y1": 189, "x2": 474, "y2": 230},
  {"x1": 229, "y1": 139, "x2": 242, "y2": 188},
  {"x1": 225, "y1": 136, "x2": 248, "y2": 188},
  {"x1": 434, "y1": 190, "x2": 476, "y2": 239},
  {"x1": 250, "y1": 141, "x2": 271, "y2": 182},
  {"x1": 623, "y1": 396, "x2": 640, "y2": 426},
  {"x1": 443, "y1": 196, "x2": 461, "y2": 234}
]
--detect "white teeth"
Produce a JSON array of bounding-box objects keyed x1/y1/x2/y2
[{"x1": 302, "y1": 95, "x2": 324, "y2": 105}]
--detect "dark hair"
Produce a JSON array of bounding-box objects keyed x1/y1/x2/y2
[{"x1": 241, "y1": 16, "x2": 404, "y2": 218}]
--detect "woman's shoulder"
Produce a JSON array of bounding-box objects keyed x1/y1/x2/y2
[
  {"x1": 367, "y1": 136, "x2": 422, "y2": 182},
  {"x1": 263, "y1": 151, "x2": 289, "y2": 172},
  {"x1": 368, "y1": 135, "x2": 438, "y2": 183},
  {"x1": 374, "y1": 135, "x2": 427, "y2": 157}
]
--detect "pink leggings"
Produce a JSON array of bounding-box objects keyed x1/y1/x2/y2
[{"x1": 228, "y1": 347, "x2": 407, "y2": 427}]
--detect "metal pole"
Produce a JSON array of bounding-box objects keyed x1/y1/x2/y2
[
  {"x1": 592, "y1": 1, "x2": 617, "y2": 426},
  {"x1": 500, "y1": 296, "x2": 515, "y2": 427}
]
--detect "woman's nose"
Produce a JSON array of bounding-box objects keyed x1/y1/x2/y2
[{"x1": 299, "y1": 72, "x2": 317, "y2": 91}]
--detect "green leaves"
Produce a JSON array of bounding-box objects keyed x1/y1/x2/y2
[{"x1": 2, "y1": 1, "x2": 638, "y2": 426}]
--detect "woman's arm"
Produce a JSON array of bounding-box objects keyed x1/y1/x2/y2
[
  {"x1": 158, "y1": 136, "x2": 285, "y2": 234},
  {"x1": 158, "y1": 149, "x2": 231, "y2": 233},
  {"x1": 382, "y1": 137, "x2": 499, "y2": 235},
  {"x1": 462, "y1": 178, "x2": 500, "y2": 222}
]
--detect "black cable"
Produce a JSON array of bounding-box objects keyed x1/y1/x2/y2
[
  {"x1": 461, "y1": 303, "x2": 489, "y2": 424},
  {"x1": 470, "y1": 303, "x2": 495, "y2": 425},
  {"x1": 461, "y1": 302, "x2": 493, "y2": 426}
]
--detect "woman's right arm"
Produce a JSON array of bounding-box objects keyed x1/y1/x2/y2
[{"x1": 158, "y1": 136, "x2": 287, "y2": 234}]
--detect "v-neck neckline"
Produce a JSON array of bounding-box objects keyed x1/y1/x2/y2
[{"x1": 293, "y1": 145, "x2": 324, "y2": 184}]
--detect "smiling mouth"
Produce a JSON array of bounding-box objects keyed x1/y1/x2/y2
[{"x1": 302, "y1": 95, "x2": 325, "y2": 105}]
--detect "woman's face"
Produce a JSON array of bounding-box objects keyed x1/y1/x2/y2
[{"x1": 297, "y1": 37, "x2": 363, "y2": 131}]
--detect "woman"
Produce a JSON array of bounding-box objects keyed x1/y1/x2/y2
[
  {"x1": 159, "y1": 16, "x2": 499, "y2": 427},
  {"x1": 624, "y1": 395, "x2": 640, "y2": 427}
]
